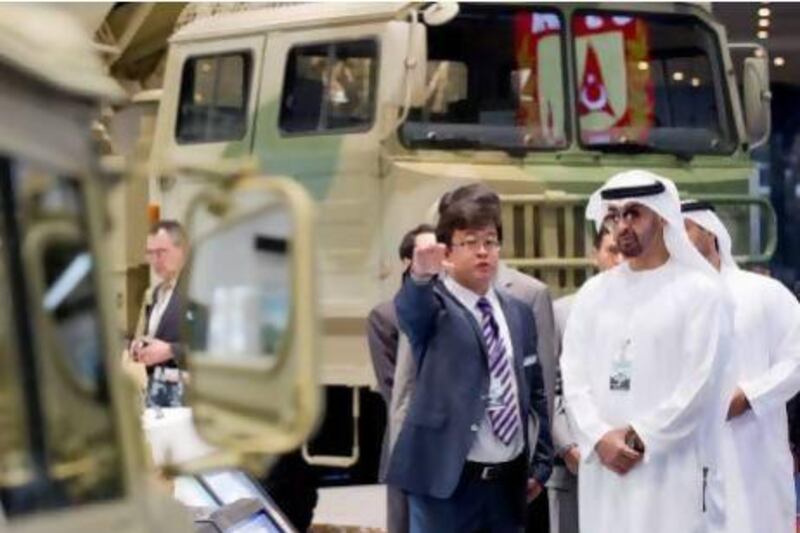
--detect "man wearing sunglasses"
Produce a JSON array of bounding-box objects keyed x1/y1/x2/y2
[{"x1": 560, "y1": 170, "x2": 727, "y2": 533}]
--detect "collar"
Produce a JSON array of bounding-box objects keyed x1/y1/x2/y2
[{"x1": 443, "y1": 275, "x2": 499, "y2": 311}]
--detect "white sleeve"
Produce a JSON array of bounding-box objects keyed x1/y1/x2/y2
[
  {"x1": 561, "y1": 296, "x2": 613, "y2": 461},
  {"x1": 740, "y1": 282, "x2": 800, "y2": 417},
  {"x1": 630, "y1": 288, "x2": 726, "y2": 459}
]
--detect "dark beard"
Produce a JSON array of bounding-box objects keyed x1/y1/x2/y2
[{"x1": 617, "y1": 231, "x2": 643, "y2": 258}]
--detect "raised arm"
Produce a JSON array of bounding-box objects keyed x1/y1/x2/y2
[{"x1": 394, "y1": 242, "x2": 449, "y2": 367}]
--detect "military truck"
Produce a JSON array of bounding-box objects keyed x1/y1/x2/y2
[
  {"x1": 0, "y1": 5, "x2": 320, "y2": 531},
  {"x1": 139, "y1": 2, "x2": 772, "y2": 464}
]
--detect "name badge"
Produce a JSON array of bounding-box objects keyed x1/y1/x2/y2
[
  {"x1": 488, "y1": 378, "x2": 506, "y2": 407},
  {"x1": 609, "y1": 339, "x2": 632, "y2": 392},
  {"x1": 609, "y1": 359, "x2": 632, "y2": 391}
]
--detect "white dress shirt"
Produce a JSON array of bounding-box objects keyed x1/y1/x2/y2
[{"x1": 443, "y1": 276, "x2": 524, "y2": 463}]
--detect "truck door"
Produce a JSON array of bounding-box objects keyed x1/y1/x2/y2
[
  {"x1": 253, "y1": 25, "x2": 385, "y2": 387},
  {"x1": 151, "y1": 35, "x2": 265, "y2": 224}
]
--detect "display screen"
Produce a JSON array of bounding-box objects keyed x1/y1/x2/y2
[
  {"x1": 174, "y1": 476, "x2": 219, "y2": 509},
  {"x1": 202, "y1": 470, "x2": 269, "y2": 507},
  {"x1": 227, "y1": 511, "x2": 281, "y2": 533}
]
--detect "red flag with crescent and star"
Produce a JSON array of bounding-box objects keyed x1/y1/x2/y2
[{"x1": 573, "y1": 14, "x2": 655, "y2": 142}]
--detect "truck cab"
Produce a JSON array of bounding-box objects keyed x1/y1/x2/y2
[{"x1": 150, "y1": 2, "x2": 772, "y2": 399}]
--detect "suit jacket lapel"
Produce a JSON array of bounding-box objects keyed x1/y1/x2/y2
[
  {"x1": 496, "y1": 290, "x2": 525, "y2": 375},
  {"x1": 157, "y1": 283, "x2": 183, "y2": 339}
]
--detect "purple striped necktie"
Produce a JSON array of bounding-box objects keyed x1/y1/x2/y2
[{"x1": 476, "y1": 297, "x2": 519, "y2": 446}]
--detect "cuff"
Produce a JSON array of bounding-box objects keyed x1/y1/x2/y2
[
  {"x1": 628, "y1": 421, "x2": 652, "y2": 463},
  {"x1": 578, "y1": 421, "x2": 613, "y2": 463},
  {"x1": 169, "y1": 342, "x2": 185, "y2": 366},
  {"x1": 410, "y1": 272, "x2": 434, "y2": 284},
  {"x1": 737, "y1": 381, "x2": 764, "y2": 418},
  {"x1": 530, "y1": 460, "x2": 553, "y2": 486},
  {"x1": 557, "y1": 443, "x2": 578, "y2": 458}
]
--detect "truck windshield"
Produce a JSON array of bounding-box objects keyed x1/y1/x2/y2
[
  {"x1": 573, "y1": 11, "x2": 736, "y2": 155},
  {"x1": 400, "y1": 4, "x2": 568, "y2": 153}
]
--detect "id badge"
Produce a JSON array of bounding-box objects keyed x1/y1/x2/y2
[
  {"x1": 488, "y1": 378, "x2": 505, "y2": 407},
  {"x1": 609, "y1": 358, "x2": 632, "y2": 391}
]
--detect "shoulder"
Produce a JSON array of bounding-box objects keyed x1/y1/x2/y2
[
  {"x1": 733, "y1": 269, "x2": 797, "y2": 304},
  {"x1": 571, "y1": 267, "x2": 615, "y2": 305},
  {"x1": 670, "y1": 264, "x2": 721, "y2": 295},
  {"x1": 663, "y1": 265, "x2": 728, "y2": 316},
  {"x1": 553, "y1": 294, "x2": 574, "y2": 317},
  {"x1": 497, "y1": 265, "x2": 548, "y2": 295},
  {"x1": 497, "y1": 288, "x2": 534, "y2": 321},
  {"x1": 554, "y1": 294, "x2": 574, "y2": 311},
  {"x1": 368, "y1": 299, "x2": 397, "y2": 327}
]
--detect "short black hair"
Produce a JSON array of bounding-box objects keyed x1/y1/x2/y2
[
  {"x1": 149, "y1": 219, "x2": 187, "y2": 248},
  {"x1": 438, "y1": 183, "x2": 500, "y2": 216},
  {"x1": 398, "y1": 223, "x2": 436, "y2": 261},
  {"x1": 437, "y1": 197, "x2": 502, "y2": 246}
]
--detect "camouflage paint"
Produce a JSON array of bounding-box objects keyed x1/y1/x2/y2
[{"x1": 223, "y1": 97, "x2": 345, "y2": 201}]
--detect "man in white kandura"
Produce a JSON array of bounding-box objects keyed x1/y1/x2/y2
[
  {"x1": 560, "y1": 170, "x2": 728, "y2": 533},
  {"x1": 683, "y1": 200, "x2": 800, "y2": 533}
]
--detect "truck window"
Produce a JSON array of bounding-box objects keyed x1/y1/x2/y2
[
  {"x1": 176, "y1": 52, "x2": 252, "y2": 144},
  {"x1": 572, "y1": 12, "x2": 736, "y2": 155},
  {"x1": 400, "y1": 5, "x2": 568, "y2": 152},
  {"x1": 279, "y1": 39, "x2": 378, "y2": 134}
]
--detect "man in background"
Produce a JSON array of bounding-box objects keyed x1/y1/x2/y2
[
  {"x1": 683, "y1": 201, "x2": 800, "y2": 533},
  {"x1": 130, "y1": 220, "x2": 189, "y2": 407}
]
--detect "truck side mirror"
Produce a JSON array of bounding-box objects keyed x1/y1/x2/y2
[
  {"x1": 742, "y1": 55, "x2": 771, "y2": 149},
  {"x1": 182, "y1": 176, "x2": 320, "y2": 459}
]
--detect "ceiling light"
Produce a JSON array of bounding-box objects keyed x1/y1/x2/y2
[
  {"x1": 757, "y1": 30, "x2": 769, "y2": 39},
  {"x1": 672, "y1": 71, "x2": 685, "y2": 82},
  {"x1": 637, "y1": 61, "x2": 649, "y2": 71},
  {"x1": 758, "y1": 18, "x2": 770, "y2": 27},
  {"x1": 774, "y1": 57, "x2": 785, "y2": 67},
  {"x1": 691, "y1": 77, "x2": 701, "y2": 87},
  {"x1": 758, "y1": 7, "x2": 771, "y2": 17}
]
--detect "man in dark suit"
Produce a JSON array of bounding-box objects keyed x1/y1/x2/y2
[
  {"x1": 437, "y1": 184, "x2": 558, "y2": 532},
  {"x1": 387, "y1": 194, "x2": 553, "y2": 532},
  {"x1": 131, "y1": 220, "x2": 188, "y2": 407}
]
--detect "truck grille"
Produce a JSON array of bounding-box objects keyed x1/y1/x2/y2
[{"x1": 500, "y1": 193, "x2": 594, "y2": 296}]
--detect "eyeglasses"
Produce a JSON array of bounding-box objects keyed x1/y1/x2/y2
[{"x1": 451, "y1": 237, "x2": 501, "y2": 252}]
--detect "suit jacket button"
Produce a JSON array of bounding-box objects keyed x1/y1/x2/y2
[{"x1": 470, "y1": 424, "x2": 479, "y2": 432}]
